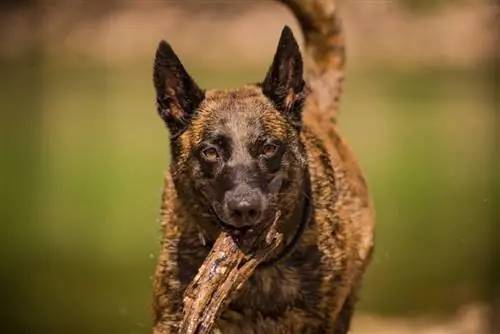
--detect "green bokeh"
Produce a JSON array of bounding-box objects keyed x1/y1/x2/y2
[{"x1": 0, "y1": 55, "x2": 493, "y2": 333}]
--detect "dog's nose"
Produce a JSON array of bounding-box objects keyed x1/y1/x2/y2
[{"x1": 225, "y1": 185, "x2": 263, "y2": 227}]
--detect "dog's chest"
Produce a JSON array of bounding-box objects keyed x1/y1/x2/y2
[
  {"x1": 232, "y1": 265, "x2": 302, "y2": 312},
  {"x1": 215, "y1": 246, "x2": 325, "y2": 332},
  {"x1": 174, "y1": 233, "x2": 325, "y2": 332}
]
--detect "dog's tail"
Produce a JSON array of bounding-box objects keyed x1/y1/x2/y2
[{"x1": 277, "y1": 0, "x2": 345, "y2": 123}]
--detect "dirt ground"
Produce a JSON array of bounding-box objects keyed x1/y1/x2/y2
[{"x1": 351, "y1": 303, "x2": 491, "y2": 334}]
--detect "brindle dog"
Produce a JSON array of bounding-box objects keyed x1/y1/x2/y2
[{"x1": 151, "y1": 0, "x2": 375, "y2": 333}]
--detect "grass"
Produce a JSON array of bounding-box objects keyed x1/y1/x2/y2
[{"x1": 0, "y1": 58, "x2": 493, "y2": 333}]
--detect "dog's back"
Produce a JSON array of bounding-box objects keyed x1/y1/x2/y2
[
  {"x1": 285, "y1": 0, "x2": 376, "y2": 264},
  {"x1": 151, "y1": 1, "x2": 375, "y2": 333}
]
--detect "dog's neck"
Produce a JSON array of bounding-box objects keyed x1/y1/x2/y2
[{"x1": 258, "y1": 168, "x2": 313, "y2": 268}]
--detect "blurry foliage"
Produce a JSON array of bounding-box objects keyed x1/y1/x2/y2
[
  {"x1": 490, "y1": 9, "x2": 500, "y2": 329},
  {"x1": 0, "y1": 0, "x2": 468, "y2": 14},
  {"x1": 0, "y1": 0, "x2": 494, "y2": 333},
  {"x1": 0, "y1": 56, "x2": 493, "y2": 333},
  {"x1": 396, "y1": 0, "x2": 466, "y2": 12}
]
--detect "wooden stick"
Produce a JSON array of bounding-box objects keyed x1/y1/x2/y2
[{"x1": 180, "y1": 212, "x2": 283, "y2": 334}]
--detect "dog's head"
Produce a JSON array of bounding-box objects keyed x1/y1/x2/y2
[{"x1": 153, "y1": 26, "x2": 308, "y2": 236}]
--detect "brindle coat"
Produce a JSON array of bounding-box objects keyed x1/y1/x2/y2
[{"x1": 151, "y1": 0, "x2": 375, "y2": 333}]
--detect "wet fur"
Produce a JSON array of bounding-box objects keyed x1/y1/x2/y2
[{"x1": 151, "y1": 2, "x2": 375, "y2": 333}]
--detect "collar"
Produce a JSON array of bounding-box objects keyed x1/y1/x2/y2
[{"x1": 258, "y1": 169, "x2": 312, "y2": 268}]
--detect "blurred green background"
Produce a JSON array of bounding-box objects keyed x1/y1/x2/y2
[{"x1": 0, "y1": 0, "x2": 496, "y2": 333}]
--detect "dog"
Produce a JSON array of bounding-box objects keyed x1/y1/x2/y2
[{"x1": 150, "y1": 0, "x2": 375, "y2": 333}]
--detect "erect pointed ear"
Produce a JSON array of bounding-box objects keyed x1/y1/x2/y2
[
  {"x1": 153, "y1": 40, "x2": 205, "y2": 138},
  {"x1": 262, "y1": 26, "x2": 308, "y2": 128}
]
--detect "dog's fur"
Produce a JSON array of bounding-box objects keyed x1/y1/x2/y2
[{"x1": 151, "y1": 0, "x2": 375, "y2": 333}]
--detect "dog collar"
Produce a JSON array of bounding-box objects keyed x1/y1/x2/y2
[{"x1": 258, "y1": 169, "x2": 313, "y2": 268}]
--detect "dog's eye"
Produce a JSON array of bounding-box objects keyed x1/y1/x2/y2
[
  {"x1": 261, "y1": 143, "x2": 278, "y2": 158},
  {"x1": 201, "y1": 147, "x2": 219, "y2": 162}
]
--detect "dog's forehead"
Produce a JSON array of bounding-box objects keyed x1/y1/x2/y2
[
  {"x1": 200, "y1": 87, "x2": 281, "y2": 141},
  {"x1": 218, "y1": 100, "x2": 265, "y2": 142}
]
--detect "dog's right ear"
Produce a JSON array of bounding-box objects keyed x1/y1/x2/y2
[{"x1": 153, "y1": 40, "x2": 205, "y2": 138}]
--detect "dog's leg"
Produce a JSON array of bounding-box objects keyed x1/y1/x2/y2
[{"x1": 332, "y1": 291, "x2": 358, "y2": 334}]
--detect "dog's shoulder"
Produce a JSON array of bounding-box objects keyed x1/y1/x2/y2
[{"x1": 302, "y1": 106, "x2": 375, "y2": 266}]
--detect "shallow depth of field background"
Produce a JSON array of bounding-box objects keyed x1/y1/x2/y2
[{"x1": 0, "y1": 0, "x2": 497, "y2": 333}]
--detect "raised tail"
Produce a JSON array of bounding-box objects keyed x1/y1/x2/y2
[{"x1": 277, "y1": 0, "x2": 345, "y2": 123}]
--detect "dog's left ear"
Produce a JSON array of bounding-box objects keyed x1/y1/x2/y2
[
  {"x1": 262, "y1": 26, "x2": 308, "y2": 128},
  {"x1": 153, "y1": 40, "x2": 205, "y2": 138}
]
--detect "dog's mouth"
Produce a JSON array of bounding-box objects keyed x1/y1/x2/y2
[
  {"x1": 210, "y1": 203, "x2": 256, "y2": 238},
  {"x1": 218, "y1": 220, "x2": 253, "y2": 237}
]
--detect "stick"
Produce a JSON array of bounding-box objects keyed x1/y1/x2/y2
[{"x1": 180, "y1": 212, "x2": 283, "y2": 334}]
